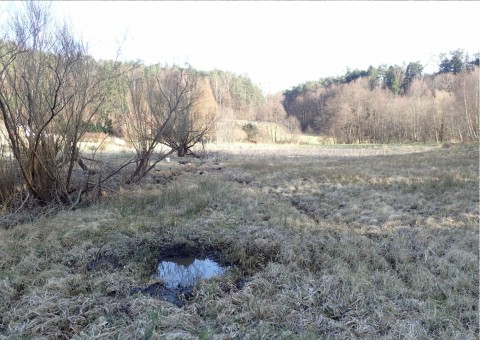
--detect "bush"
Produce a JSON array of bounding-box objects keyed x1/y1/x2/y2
[
  {"x1": 85, "y1": 118, "x2": 114, "y2": 134},
  {"x1": 242, "y1": 123, "x2": 258, "y2": 142}
]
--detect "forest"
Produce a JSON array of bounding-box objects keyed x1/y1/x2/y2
[
  {"x1": 81, "y1": 50, "x2": 480, "y2": 145},
  {"x1": 282, "y1": 52, "x2": 479, "y2": 143},
  {"x1": 1, "y1": 12, "x2": 478, "y2": 150},
  {"x1": 67, "y1": 50, "x2": 480, "y2": 145}
]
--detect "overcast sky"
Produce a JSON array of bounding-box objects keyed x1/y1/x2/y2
[{"x1": 2, "y1": 1, "x2": 479, "y2": 94}]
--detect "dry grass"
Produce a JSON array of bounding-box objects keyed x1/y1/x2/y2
[
  {"x1": 0, "y1": 158, "x2": 17, "y2": 206},
  {"x1": 0, "y1": 141, "x2": 24, "y2": 211},
  {"x1": 0, "y1": 142, "x2": 478, "y2": 339}
]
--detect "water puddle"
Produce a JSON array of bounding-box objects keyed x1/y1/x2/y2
[
  {"x1": 130, "y1": 254, "x2": 230, "y2": 307},
  {"x1": 155, "y1": 256, "x2": 227, "y2": 288}
]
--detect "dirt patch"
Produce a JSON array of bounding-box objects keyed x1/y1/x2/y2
[{"x1": 130, "y1": 282, "x2": 194, "y2": 307}]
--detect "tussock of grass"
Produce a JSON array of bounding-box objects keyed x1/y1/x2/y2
[{"x1": 0, "y1": 143, "x2": 478, "y2": 338}]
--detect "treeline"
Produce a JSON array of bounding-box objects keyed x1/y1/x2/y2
[
  {"x1": 87, "y1": 66, "x2": 270, "y2": 138},
  {"x1": 205, "y1": 70, "x2": 299, "y2": 142},
  {"x1": 283, "y1": 50, "x2": 479, "y2": 143},
  {"x1": 1, "y1": 2, "x2": 478, "y2": 149},
  {"x1": 199, "y1": 70, "x2": 297, "y2": 143}
]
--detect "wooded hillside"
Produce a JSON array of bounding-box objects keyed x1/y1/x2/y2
[
  {"x1": 1, "y1": 2, "x2": 478, "y2": 145},
  {"x1": 283, "y1": 51, "x2": 479, "y2": 143}
]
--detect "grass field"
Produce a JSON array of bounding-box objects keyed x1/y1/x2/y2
[{"x1": 0, "y1": 142, "x2": 478, "y2": 339}]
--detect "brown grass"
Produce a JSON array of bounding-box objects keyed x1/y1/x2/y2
[{"x1": 0, "y1": 142, "x2": 478, "y2": 338}]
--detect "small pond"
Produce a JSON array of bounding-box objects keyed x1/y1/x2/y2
[{"x1": 155, "y1": 256, "x2": 227, "y2": 288}]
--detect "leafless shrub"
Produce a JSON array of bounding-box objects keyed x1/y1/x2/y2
[
  {"x1": 0, "y1": 2, "x2": 121, "y2": 207},
  {"x1": 122, "y1": 65, "x2": 216, "y2": 183}
]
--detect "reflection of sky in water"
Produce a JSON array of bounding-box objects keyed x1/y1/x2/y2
[{"x1": 156, "y1": 257, "x2": 226, "y2": 288}]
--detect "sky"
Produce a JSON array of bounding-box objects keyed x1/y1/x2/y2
[{"x1": 1, "y1": 1, "x2": 479, "y2": 94}]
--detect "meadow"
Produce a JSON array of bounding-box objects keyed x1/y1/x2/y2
[{"x1": 0, "y1": 142, "x2": 478, "y2": 339}]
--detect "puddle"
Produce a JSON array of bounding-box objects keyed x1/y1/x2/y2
[
  {"x1": 130, "y1": 249, "x2": 234, "y2": 307},
  {"x1": 155, "y1": 257, "x2": 227, "y2": 288}
]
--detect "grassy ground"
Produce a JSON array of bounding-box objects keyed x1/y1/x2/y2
[{"x1": 0, "y1": 142, "x2": 478, "y2": 339}]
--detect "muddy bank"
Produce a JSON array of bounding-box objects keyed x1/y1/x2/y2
[{"x1": 130, "y1": 282, "x2": 194, "y2": 307}]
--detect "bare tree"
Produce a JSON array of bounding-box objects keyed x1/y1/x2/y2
[
  {"x1": 0, "y1": 2, "x2": 118, "y2": 205},
  {"x1": 123, "y1": 65, "x2": 215, "y2": 183},
  {"x1": 122, "y1": 66, "x2": 174, "y2": 184},
  {"x1": 454, "y1": 67, "x2": 479, "y2": 141},
  {"x1": 160, "y1": 75, "x2": 217, "y2": 157}
]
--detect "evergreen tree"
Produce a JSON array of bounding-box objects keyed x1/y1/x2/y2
[
  {"x1": 385, "y1": 65, "x2": 404, "y2": 95},
  {"x1": 439, "y1": 49, "x2": 465, "y2": 74},
  {"x1": 402, "y1": 61, "x2": 423, "y2": 93}
]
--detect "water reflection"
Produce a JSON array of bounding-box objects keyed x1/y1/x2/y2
[{"x1": 156, "y1": 257, "x2": 226, "y2": 288}]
